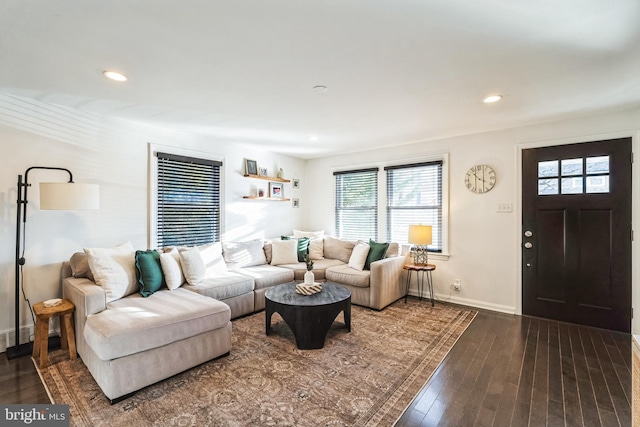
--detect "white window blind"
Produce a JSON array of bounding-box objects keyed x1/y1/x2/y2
[
  {"x1": 156, "y1": 152, "x2": 222, "y2": 247},
  {"x1": 385, "y1": 161, "x2": 443, "y2": 252},
  {"x1": 334, "y1": 168, "x2": 378, "y2": 241}
]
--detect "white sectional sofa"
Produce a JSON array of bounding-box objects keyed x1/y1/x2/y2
[{"x1": 61, "y1": 233, "x2": 407, "y2": 401}]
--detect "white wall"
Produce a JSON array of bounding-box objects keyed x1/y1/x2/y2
[
  {"x1": 0, "y1": 94, "x2": 305, "y2": 351},
  {"x1": 306, "y1": 107, "x2": 640, "y2": 333}
]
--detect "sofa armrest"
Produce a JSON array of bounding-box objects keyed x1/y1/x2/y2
[
  {"x1": 63, "y1": 277, "x2": 107, "y2": 317},
  {"x1": 369, "y1": 256, "x2": 408, "y2": 310}
]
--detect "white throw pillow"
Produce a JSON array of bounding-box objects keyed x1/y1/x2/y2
[
  {"x1": 222, "y1": 240, "x2": 267, "y2": 268},
  {"x1": 180, "y1": 247, "x2": 206, "y2": 285},
  {"x1": 270, "y1": 240, "x2": 299, "y2": 265},
  {"x1": 160, "y1": 248, "x2": 184, "y2": 290},
  {"x1": 308, "y1": 238, "x2": 324, "y2": 260},
  {"x1": 84, "y1": 241, "x2": 137, "y2": 303},
  {"x1": 348, "y1": 242, "x2": 371, "y2": 271},
  {"x1": 293, "y1": 230, "x2": 324, "y2": 239},
  {"x1": 198, "y1": 242, "x2": 227, "y2": 275}
]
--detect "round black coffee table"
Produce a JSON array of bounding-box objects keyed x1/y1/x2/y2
[{"x1": 265, "y1": 282, "x2": 351, "y2": 350}]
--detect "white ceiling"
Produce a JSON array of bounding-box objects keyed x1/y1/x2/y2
[{"x1": 2, "y1": 0, "x2": 640, "y2": 159}]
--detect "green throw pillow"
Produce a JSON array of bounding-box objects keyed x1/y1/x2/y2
[
  {"x1": 135, "y1": 250, "x2": 165, "y2": 297},
  {"x1": 364, "y1": 240, "x2": 390, "y2": 270},
  {"x1": 281, "y1": 236, "x2": 310, "y2": 262}
]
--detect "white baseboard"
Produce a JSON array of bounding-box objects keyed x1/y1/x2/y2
[
  {"x1": 406, "y1": 290, "x2": 516, "y2": 315},
  {"x1": 1, "y1": 324, "x2": 35, "y2": 354}
]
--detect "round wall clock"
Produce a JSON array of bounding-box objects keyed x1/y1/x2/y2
[{"x1": 465, "y1": 164, "x2": 496, "y2": 194}]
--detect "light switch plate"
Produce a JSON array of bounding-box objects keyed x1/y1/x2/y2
[{"x1": 497, "y1": 202, "x2": 512, "y2": 213}]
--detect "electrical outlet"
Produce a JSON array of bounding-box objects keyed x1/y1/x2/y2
[{"x1": 452, "y1": 279, "x2": 461, "y2": 291}]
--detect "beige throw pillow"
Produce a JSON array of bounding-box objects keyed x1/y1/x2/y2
[
  {"x1": 270, "y1": 239, "x2": 299, "y2": 265},
  {"x1": 160, "y1": 248, "x2": 184, "y2": 290},
  {"x1": 84, "y1": 241, "x2": 137, "y2": 303},
  {"x1": 348, "y1": 242, "x2": 371, "y2": 271},
  {"x1": 69, "y1": 252, "x2": 95, "y2": 281},
  {"x1": 198, "y1": 242, "x2": 227, "y2": 275},
  {"x1": 308, "y1": 238, "x2": 324, "y2": 260},
  {"x1": 222, "y1": 240, "x2": 267, "y2": 267},
  {"x1": 323, "y1": 236, "x2": 355, "y2": 263},
  {"x1": 180, "y1": 247, "x2": 206, "y2": 285}
]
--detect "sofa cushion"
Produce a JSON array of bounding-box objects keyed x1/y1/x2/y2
[
  {"x1": 236, "y1": 265, "x2": 295, "y2": 290},
  {"x1": 198, "y1": 242, "x2": 227, "y2": 274},
  {"x1": 385, "y1": 242, "x2": 400, "y2": 258},
  {"x1": 308, "y1": 238, "x2": 324, "y2": 260},
  {"x1": 160, "y1": 249, "x2": 184, "y2": 290},
  {"x1": 69, "y1": 252, "x2": 94, "y2": 281},
  {"x1": 84, "y1": 241, "x2": 137, "y2": 303},
  {"x1": 279, "y1": 259, "x2": 344, "y2": 281},
  {"x1": 323, "y1": 236, "x2": 355, "y2": 263},
  {"x1": 348, "y1": 242, "x2": 370, "y2": 271},
  {"x1": 135, "y1": 250, "x2": 165, "y2": 297},
  {"x1": 365, "y1": 240, "x2": 390, "y2": 270},
  {"x1": 326, "y1": 264, "x2": 371, "y2": 288},
  {"x1": 281, "y1": 236, "x2": 310, "y2": 262},
  {"x1": 180, "y1": 247, "x2": 206, "y2": 285},
  {"x1": 182, "y1": 271, "x2": 254, "y2": 300},
  {"x1": 293, "y1": 229, "x2": 324, "y2": 239},
  {"x1": 84, "y1": 288, "x2": 230, "y2": 360},
  {"x1": 222, "y1": 239, "x2": 267, "y2": 268},
  {"x1": 270, "y1": 239, "x2": 299, "y2": 265}
]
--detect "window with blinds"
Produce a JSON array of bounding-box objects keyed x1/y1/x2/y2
[
  {"x1": 334, "y1": 168, "x2": 378, "y2": 241},
  {"x1": 385, "y1": 161, "x2": 443, "y2": 252},
  {"x1": 156, "y1": 152, "x2": 222, "y2": 247}
]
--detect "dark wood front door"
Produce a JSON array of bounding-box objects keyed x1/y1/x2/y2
[{"x1": 522, "y1": 138, "x2": 632, "y2": 332}]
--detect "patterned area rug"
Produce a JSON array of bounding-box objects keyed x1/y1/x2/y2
[{"x1": 37, "y1": 299, "x2": 476, "y2": 426}]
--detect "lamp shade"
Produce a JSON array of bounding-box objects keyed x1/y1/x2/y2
[
  {"x1": 39, "y1": 182, "x2": 100, "y2": 210},
  {"x1": 408, "y1": 224, "x2": 432, "y2": 245}
]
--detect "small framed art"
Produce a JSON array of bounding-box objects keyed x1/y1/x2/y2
[
  {"x1": 292, "y1": 198, "x2": 300, "y2": 208},
  {"x1": 259, "y1": 167, "x2": 268, "y2": 177},
  {"x1": 245, "y1": 159, "x2": 258, "y2": 175},
  {"x1": 292, "y1": 178, "x2": 300, "y2": 189},
  {"x1": 269, "y1": 182, "x2": 283, "y2": 198}
]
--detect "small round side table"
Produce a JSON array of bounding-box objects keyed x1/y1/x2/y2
[
  {"x1": 403, "y1": 263, "x2": 436, "y2": 306},
  {"x1": 32, "y1": 299, "x2": 77, "y2": 369}
]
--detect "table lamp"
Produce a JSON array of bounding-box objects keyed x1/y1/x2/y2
[{"x1": 408, "y1": 224, "x2": 432, "y2": 266}]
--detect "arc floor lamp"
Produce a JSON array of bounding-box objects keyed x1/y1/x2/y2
[{"x1": 6, "y1": 166, "x2": 99, "y2": 360}]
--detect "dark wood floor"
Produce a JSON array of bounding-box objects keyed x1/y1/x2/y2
[
  {"x1": 397, "y1": 307, "x2": 632, "y2": 427},
  {"x1": 1, "y1": 307, "x2": 632, "y2": 427}
]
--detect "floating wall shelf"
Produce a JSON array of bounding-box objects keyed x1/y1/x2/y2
[
  {"x1": 243, "y1": 174, "x2": 290, "y2": 183},
  {"x1": 242, "y1": 196, "x2": 291, "y2": 202}
]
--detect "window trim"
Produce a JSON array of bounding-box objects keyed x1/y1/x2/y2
[{"x1": 148, "y1": 143, "x2": 225, "y2": 248}]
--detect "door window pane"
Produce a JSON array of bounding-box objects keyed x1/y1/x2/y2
[
  {"x1": 561, "y1": 177, "x2": 583, "y2": 194},
  {"x1": 586, "y1": 176, "x2": 610, "y2": 193},
  {"x1": 538, "y1": 160, "x2": 558, "y2": 178},
  {"x1": 538, "y1": 179, "x2": 559, "y2": 195},
  {"x1": 586, "y1": 156, "x2": 609, "y2": 174},
  {"x1": 561, "y1": 158, "x2": 583, "y2": 176}
]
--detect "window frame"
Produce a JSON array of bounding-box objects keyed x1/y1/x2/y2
[
  {"x1": 333, "y1": 167, "x2": 379, "y2": 241},
  {"x1": 385, "y1": 160, "x2": 444, "y2": 253},
  {"x1": 148, "y1": 144, "x2": 225, "y2": 248}
]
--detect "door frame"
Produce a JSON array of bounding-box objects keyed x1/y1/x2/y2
[{"x1": 515, "y1": 130, "x2": 640, "y2": 333}]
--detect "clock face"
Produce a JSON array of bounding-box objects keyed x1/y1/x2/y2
[{"x1": 465, "y1": 165, "x2": 496, "y2": 194}]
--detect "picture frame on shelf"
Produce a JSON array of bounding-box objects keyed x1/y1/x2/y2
[
  {"x1": 292, "y1": 198, "x2": 300, "y2": 208},
  {"x1": 292, "y1": 178, "x2": 300, "y2": 189},
  {"x1": 245, "y1": 159, "x2": 258, "y2": 175},
  {"x1": 269, "y1": 182, "x2": 284, "y2": 198},
  {"x1": 259, "y1": 167, "x2": 268, "y2": 177}
]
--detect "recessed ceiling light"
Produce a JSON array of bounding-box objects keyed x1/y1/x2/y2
[
  {"x1": 483, "y1": 94, "x2": 503, "y2": 103},
  {"x1": 308, "y1": 135, "x2": 319, "y2": 141},
  {"x1": 103, "y1": 70, "x2": 128, "y2": 82},
  {"x1": 312, "y1": 85, "x2": 328, "y2": 93}
]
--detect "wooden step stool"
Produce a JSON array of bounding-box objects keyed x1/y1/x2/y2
[{"x1": 32, "y1": 299, "x2": 77, "y2": 369}]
